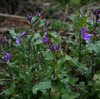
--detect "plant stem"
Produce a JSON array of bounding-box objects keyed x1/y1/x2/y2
[
  {"x1": 90, "y1": 18, "x2": 97, "y2": 80},
  {"x1": 28, "y1": 36, "x2": 32, "y2": 67},
  {"x1": 79, "y1": 31, "x2": 82, "y2": 63}
]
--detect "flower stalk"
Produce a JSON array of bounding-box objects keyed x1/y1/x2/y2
[{"x1": 90, "y1": 9, "x2": 99, "y2": 79}]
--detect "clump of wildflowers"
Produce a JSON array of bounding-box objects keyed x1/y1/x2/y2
[
  {"x1": 40, "y1": 32, "x2": 49, "y2": 43},
  {"x1": 80, "y1": 27, "x2": 91, "y2": 42},
  {"x1": 49, "y1": 44, "x2": 60, "y2": 53},
  {"x1": 2, "y1": 52, "x2": 10, "y2": 61},
  {"x1": 12, "y1": 31, "x2": 26, "y2": 45}
]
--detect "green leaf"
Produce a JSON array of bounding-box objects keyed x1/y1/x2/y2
[
  {"x1": 32, "y1": 81, "x2": 52, "y2": 94},
  {"x1": 86, "y1": 41, "x2": 100, "y2": 53},
  {"x1": 93, "y1": 72, "x2": 100, "y2": 92},
  {"x1": 9, "y1": 29, "x2": 16, "y2": 36},
  {"x1": 34, "y1": 33, "x2": 41, "y2": 39},
  {"x1": 39, "y1": 95, "x2": 49, "y2": 99},
  {"x1": 93, "y1": 41, "x2": 100, "y2": 53},
  {"x1": 62, "y1": 55, "x2": 88, "y2": 74},
  {"x1": 34, "y1": 39, "x2": 43, "y2": 45},
  {"x1": 93, "y1": 72, "x2": 100, "y2": 85},
  {"x1": 43, "y1": 50, "x2": 54, "y2": 60},
  {"x1": 27, "y1": 35, "x2": 32, "y2": 39},
  {"x1": 78, "y1": 15, "x2": 86, "y2": 26},
  {"x1": 78, "y1": 82, "x2": 85, "y2": 90},
  {"x1": 39, "y1": 20, "x2": 45, "y2": 27},
  {"x1": 62, "y1": 92, "x2": 79, "y2": 99},
  {"x1": 31, "y1": 16, "x2": 38, "y2": 25},
  {"x1": 3, "y1": 89, "x2": 12, "y2": 95},
  {"x1": 56, "y1": 56, "x2": 66, "y2": 73},
  {"x1": 70, "y1": 14, "x2": 78, "y2": 24},
  {"x1": 7, "y1": 62, "x2": 20, "y2": 76},
  {"x1": 50, "y1": 32, "x2": 57, "y2": 38},
  {"x1": 87, "y1": 20, "x2": 94, "y2": 27},
  {"x1": 69, "y1": 77, "x2": 79, "y2": 86},
  {"x1": 55, "y1": 35, "x2": 61, "y2": 42},
  {"x1": 2, "y1": 69, "x2": 6, "y2": 78}
]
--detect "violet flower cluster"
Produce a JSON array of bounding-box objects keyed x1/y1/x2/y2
[
  {"x1": 92, "y1": 9, "x2": 100, "y2": 20},
  {"x1": 26, "y1": 13, "x2": 39, "y2": 24},
  {"x1": 12, "y1": 31, "x2": 26, "y2": 45},
  {"x1": 26, "y1": 13, "x2": 32, "y2": 22},
  {"x1": 49, "y1": 44, "x2": 60, "y2": 53},
  {"x1": 80, "y1": 27, "x2": 91, "y2": 42},
  {"x1": 40, "y1": 32, "x2": 49, "y2": 43},
  {"x1": 2, "y1": 52, "x2": 10, "y2": 61}
]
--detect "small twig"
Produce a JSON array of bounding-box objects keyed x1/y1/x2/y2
[{"x1": 0, "y1": 13, "x2": 26, "y2": 20}]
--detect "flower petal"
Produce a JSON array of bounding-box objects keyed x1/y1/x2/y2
[
  {"x1": 19, "y1": 31, "x2": 26, "y2": 38},
  {"x1": 44, "y1": 32, "x2": 47, "y2": 37},
  {"x1": 16, "y1": 38, "x2": 20, "y2": 45},
  {"x1": 12, "y1": 36, "x2": 17, "y2": 39},
  {"x1": 40, "y1": 36, "x2": 49, "y2": 43},
  {"x1": 80, "y1": 27, "x2": 85, "y2": 34}
]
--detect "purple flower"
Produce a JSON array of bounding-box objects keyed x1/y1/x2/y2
[
  {"x1": 82, "y1": 33, "x2": 91, "y2": 41},
  {"x1": 33, "y1": 18, "x2": 38, "y2": 24},
  {"x1": 92, "y1": 9, "x2": 100, "y2": 20},
  {"x1": 34, "y1": 12, "x2": 42, "y2": 18},
  {"x1": 80, "y1": 27, "x2": 85, "y2": 34},
  {"x1": 19, "y1": 31, "x2": 26, "y2": 38},
  {"x1": 2, "y1": 37, "x2": 6, "y2": 43},
  {"x1": 12, "y1": 37, "x2": 20, "y2": 45},
  {"x1": 98, "y1": 19, "x2": 100, "y2": 22},
  {"x1": 56, "y1": 44, "x2": 60, "y2": 50},
  {"x1": 44, "y1": 32, "x2": 47, "y2": 37},
  {"x1": 80, "y1": 27, "x2": 91, "y2": 42},
  {"x1": 40, "y1": 37, "x2": 49, "y2": 43},
  {"x1": 96, "y1": 52, "x2": 100, "y2": 54},
  {"x1": 26, "y1": 13, "x2": 32, "y2": 22},
  {"x1": 49, "y1": 44, "x2": 60, "y2": 53},
  {"x1": 12, "y1": 31, "x2": 26, "y2": 45},
  {"x1": 40, "y1": 32, "x2": 49, "y2": 43},
  {"x1": 2, "y1": 52, "x2": 10, "y2": 61},
  {"x1": 92, "y1": 9, "x2": 100, "y2": 15}
]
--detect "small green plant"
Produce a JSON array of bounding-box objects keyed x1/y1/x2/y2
[{"x1": 0, "y1": 10, "x2": 100, "y2": 99}]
